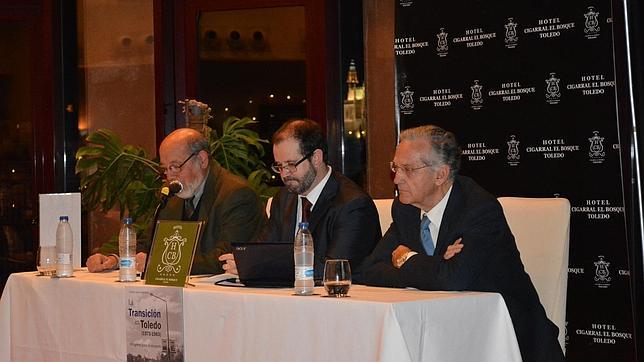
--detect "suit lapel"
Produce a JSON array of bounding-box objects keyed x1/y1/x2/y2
[
  {"x1": 308, "y1": 172, "x2": 338, "y2": 233},
  {"x1": 281, "y1": 193, "x2": 298, "y2": 240},
  {"x1": 162, "y1": 198, "x2": 184, "y2": 220},
  {"x1": 196, "y1": 165, "x2": 218, "y2": 221},
  {"x1": 397, "y1": 201, "x2": 424, "y2": 252},
  {"x1": 435, "y1": 178, "x2": 463, "y2": 253}
]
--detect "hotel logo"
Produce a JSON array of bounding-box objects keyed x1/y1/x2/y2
[
  {"x1": 504, "y1": 18, "x2": 519, "y2": 48},
  {"x1": 584, "y1": 6, "x2": 600, "y2": 39},
  {"x1": 594, "y1": 255, "x2": 611, "y2": 288},
  {"x1": 545, "y1": 73, "x2": 561, "y2": 104},
  {"x1": 436, "y1": 28, "x2": 449, "y2": 56},
  {"x1": 588, "y1": 131, "x2": 606, "y2": 164},
  {"x1": 506, "y1": 135, "x2": 520, "y2": 165},
  {"x1": 400, "y1": 86, "x2": 415, "y2": 114},
  {"x1": 470, "y1": 80, "x2": 483, "y2": 110}
]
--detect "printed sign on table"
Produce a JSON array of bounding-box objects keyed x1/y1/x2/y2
[
  {"x1": 144, "y1": 220, "x2": 203, "y2": 287},
  {"x1": 126, "y1": 286, "x2": 184, "y2": 361}
]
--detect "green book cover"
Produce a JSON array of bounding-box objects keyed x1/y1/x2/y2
[{"x1": 144, "y1": 220, "x2": 203, "y2": 287}]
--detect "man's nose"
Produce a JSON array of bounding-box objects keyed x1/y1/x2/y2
[
  {"x1": 279, "y1": 167, "x2": 293, "y2": 177},
  {"x1": 393, "y1": 170, "x2": 404, "y2": 184}
]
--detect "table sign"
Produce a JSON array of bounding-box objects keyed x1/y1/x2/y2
[
  {"x1": 126, "y1": 287, "x2": 184, "y2": 361},
  {"x1": 144, "y1": 220, "x2": 203, "y2": 287}
]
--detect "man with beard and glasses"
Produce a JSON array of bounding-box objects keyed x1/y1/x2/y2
[
  {"x1": 86, "y1": 128, "x2": 267, "y2": 275},
  {"x1": 218, "y1": 119, "x2": 381, "y2": 280}
]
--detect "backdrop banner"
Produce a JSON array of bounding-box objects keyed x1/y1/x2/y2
[{"x1": 394, "y1": 0, "x2": 635, "y2": 360}]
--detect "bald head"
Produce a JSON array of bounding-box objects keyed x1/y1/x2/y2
[
  {"x1": 159, "y1": 128, "x2": 210, "y2": 199},
  {"x1": 160, "y1": 128, "x2": 209, "y2": 156}
]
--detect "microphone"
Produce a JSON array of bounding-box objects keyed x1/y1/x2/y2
[
  {"x1": 144, "y1": 180, "x2": 184, "y2": 280},
  {"x1": 161, "y1": 180, "x2": 183, "y2": 199}
]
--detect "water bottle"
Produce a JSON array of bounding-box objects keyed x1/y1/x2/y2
[
  {"x1": 294, "y1": 222, "x2": 314, "y2": 295},
  {"x1": 55, "y1": 215, "x2": 73, "y2": 277},
  {"x1": 119, "y1": 217, "x2": 137, "y2": 282}
]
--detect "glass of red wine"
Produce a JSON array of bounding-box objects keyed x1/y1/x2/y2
[{"x1": 323, "y1": 259, "x2": 351, "y2": 297}]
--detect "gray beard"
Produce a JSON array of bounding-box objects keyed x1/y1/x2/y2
[{"x1": 286, "y1": 167, "x2": 317, "y2": 194}]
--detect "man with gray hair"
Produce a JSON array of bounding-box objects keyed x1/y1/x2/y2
[
  {"x1": 360, "y1": 125, "x2": 564, "y2": 362},
  {"x1": 86, "y1": 128, "x2": 267, "y2": 275}
]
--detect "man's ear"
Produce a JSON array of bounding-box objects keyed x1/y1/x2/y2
[
  {"x1": 435, "y1": 164, "x2": 451, "y2": 186},
  {"x1": 197, "y1": 149, "x2": 210, "y2": 169},
  {"x1": 311, "y1": 149, "x2": 324, "y2": 167}
]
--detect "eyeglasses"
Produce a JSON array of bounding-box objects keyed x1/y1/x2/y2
[
  {"x1": 160, "y1": 151, "x2": 199, "y2": 174},
  {"x1": 271, "y1": 151, "x2": 314, "y2": 173},
  {"x1": 389, "y1": 161, "x2": 431, "y2": 175}
]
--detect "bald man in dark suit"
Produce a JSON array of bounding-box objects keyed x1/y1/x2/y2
[{"x1": 87, "y1": 128, "x2": 267, "y2": 275}]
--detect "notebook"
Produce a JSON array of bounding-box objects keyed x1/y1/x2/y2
[{"x1": 231, "y1": 242, "x2": 295, "y2": 287}]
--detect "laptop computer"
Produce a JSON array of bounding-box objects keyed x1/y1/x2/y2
[{"x1": 231, "y1": 242, "x2": 295, "y2": 287}]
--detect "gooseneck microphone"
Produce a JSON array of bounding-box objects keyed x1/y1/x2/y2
[
  {"x1": 143, "y1": 180, "x2": 184, "y2": 279},
  {"x1": 161, "y1": 180, "x2": 184, "y2": 201}
]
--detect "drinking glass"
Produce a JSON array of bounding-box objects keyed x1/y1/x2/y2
[
  {"x1": 323, "y1": 259, "x2": 351, "y2": 297},
  {"x1": 37, "y1": 246, "x2": 57, "y2": 276}
]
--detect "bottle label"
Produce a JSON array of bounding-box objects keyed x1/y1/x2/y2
[
  {"x1": 57, "y1": 253, "x2": 71, "y2": 264},
  {"x1": 295, "y1": 266, "x2": 314, "y2": 280},
  {"x1": 120, "y1": 257, "x2": 135, "y2": 268}
]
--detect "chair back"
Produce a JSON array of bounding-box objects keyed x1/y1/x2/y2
[
  {"x1": 373, "y1": 199, "x2": 394, "y2": 235},
  {"x1": 497, "y1": 197, "x2": 570, "y2": 351}
]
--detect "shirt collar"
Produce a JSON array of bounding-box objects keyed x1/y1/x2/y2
[
  {"x1": 421, "y1": 184, "x2": 453, "y2": 235},
  {"x1": 191, "y1": 169, "x2": 208, "y2": 207},
  {"x1": 301, "y1": 165, "x2": 332, "y2": 209}
]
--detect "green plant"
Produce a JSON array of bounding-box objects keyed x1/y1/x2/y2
[
  {"x1": 205, "y1": 116, "x2": 279, "y2": 204},
  {"x1": 75, "y1": 117, "x2": 278, "y2": 230},
  {"x1": 75, "y1": 129, "x2": 162, "y2": 231}
]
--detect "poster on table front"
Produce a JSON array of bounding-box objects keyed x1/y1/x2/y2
[
  {"x1": 394, "y1": 0, "x2": 635, "y2": 360},
  {"x1": 126, "y1": 286, "x2": 184, "y2": 361}
]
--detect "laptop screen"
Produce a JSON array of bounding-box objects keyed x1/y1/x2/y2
[{"x1": 231, "y1": 242, "x2": 295, "y2": 287}]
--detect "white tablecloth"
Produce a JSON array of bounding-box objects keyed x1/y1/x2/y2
[{"x1": 0, "y1": 271, "x2": 521, "y2": 362}]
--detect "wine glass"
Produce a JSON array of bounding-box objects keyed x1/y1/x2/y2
[
  {"x1": 323, "y1": 259, "x2": 351, "y2": 297},
  {"x1": 37, "y1": 246, "x2": 57, "y2": 276}
]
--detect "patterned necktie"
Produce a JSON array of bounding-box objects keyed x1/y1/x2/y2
[
  {"x1": 301, "y1": 197, "x2": 312, "y2": 224},
  {"x1": 421, "y1": 214, "x2": 435, "y2": 255}
]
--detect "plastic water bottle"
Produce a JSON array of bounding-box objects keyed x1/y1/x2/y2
[
  {"x1": 118, "y1": 217, "x2": 137, "y2": 282},
  {"x1": 294, "y1": 222, "x2": 314, "y2": 295},
  {"x1": 55, "y1": 216, "x2": 73, "y2": 277}
]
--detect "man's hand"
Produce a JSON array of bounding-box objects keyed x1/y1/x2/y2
[
  {"x1": 218, "y1": 253, "x2": 238, "y2": 275},
  {"x1": 86, "y1": 253, "x2": 117, "y2": 272},
  {"x1": 443, "y1": 238, "x2": 463, "y2": 260},
  {"x1": 391, "y1": 244, "x2": 412, "y2": 268},
  {"x1": 135, "y1": 252, "x2": 147, "y2": 272}
]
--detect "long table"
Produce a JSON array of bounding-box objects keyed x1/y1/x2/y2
[{"x1": 1, "y1": 271, "x2": 522, "y2": 362}]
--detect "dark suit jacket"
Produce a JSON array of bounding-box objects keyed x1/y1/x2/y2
[
  {"x1": 100, "y1": 163, "x2": 267, "y2": 275},
  {"x1": 264, "y1": 170, "x2": 381, "y2": 279},
  {"x1": 360, "y1": 175, "x2": 564, "y2": 362}
]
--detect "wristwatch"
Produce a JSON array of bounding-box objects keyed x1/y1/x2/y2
[
  {"x1": 108, "y1": 254, "x2": 120, "y2": 270},
  {"x1": 394, "y1": 251, "x2": 417, "y2": 269}
]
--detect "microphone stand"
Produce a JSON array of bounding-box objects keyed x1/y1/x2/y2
[{"x1": 141, "y1": 194, "x2": 171, "y2": 280}]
